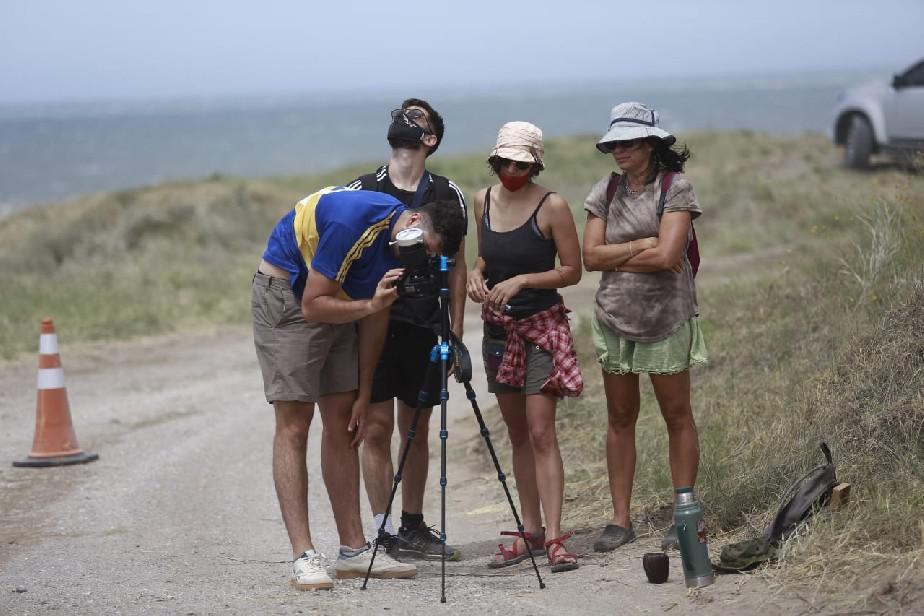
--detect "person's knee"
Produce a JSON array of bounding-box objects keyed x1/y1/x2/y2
[
  {"x1": 528, "y1": 424, "x2": 557, "y2": 455},
  {"x1": 607, "y1": 403, "x2": 639, "y2": 430},
  {"x1": 406, "y1": 417, "x2": 429, "y2": 444},
  {"x1": 661, "y1": 406, "x2": 695, "y2": 434},
  {"x1": 274, "y1": 409, "x2": 311, "y2": 443},
  {"x1": 398, "y1": 407, "x2": 430, "y2": 444},
  {"x1": 507, "y1": 425, "x2": 531, "y2": 449},
  {"x1": 364, "y1": 418, "x2": 393, "y2": 450}
]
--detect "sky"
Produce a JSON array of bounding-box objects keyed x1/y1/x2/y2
[{"x1": 1, "y1": 0, "x2": 922, "y2": 104}]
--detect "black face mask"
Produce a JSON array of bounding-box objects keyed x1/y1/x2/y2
[{"x1": 387, "y1": 114, "x2": 426, "y2": 150}]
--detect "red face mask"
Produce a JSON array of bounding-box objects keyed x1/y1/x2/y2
[{"x1": 499, "y1": 172, "x2": 530, "y2": 192}]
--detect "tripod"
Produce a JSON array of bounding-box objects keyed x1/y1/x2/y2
[{"x1": 361, "y1": 255, "x2": 546, "y2": 601}]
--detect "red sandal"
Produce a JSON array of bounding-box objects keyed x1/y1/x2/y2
[
  {"x1": 488, "y1": 528, "x2": 546, "y2": 569},
  {"x1": 545, "y1": 532, "x2": 579, "y2": 573}
]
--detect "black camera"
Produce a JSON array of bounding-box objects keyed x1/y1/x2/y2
[{"x1": 394, "y1": 228, "x2": 441, "y2": 299}]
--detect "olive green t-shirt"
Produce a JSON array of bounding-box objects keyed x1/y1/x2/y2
[{"x1": 583, "y1": 171, "x2": 702, "y2": 343}]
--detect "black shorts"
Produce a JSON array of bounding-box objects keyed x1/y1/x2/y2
[{"x1": 370, "y1": 321, "x2": 441, "y2": 407}]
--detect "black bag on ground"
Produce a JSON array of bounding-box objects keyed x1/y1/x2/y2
[{"x1": 717, "y1": 442, "x2": 838, "y2": 572}]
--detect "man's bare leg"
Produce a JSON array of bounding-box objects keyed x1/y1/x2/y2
[
  {"x1": 397, "y1": 401, "x2": 431, "y2": 515},
  {"x1": 319, "y1": 391, "x2": 366, "y2": 549},
  {"x1": 361, "y1": 399, "x2": 396, "y2": 528},
  {"x1": 273, "y1": 400, "x2": 316, "y2": 558}
]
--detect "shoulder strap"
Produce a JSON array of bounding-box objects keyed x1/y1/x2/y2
[
  {"x1": 483, "y1": 186, "x2": 492, "y2": 228},
  {"x1": 409, "y1": 171, "x2": 431, "y2": 210},
  {"x1": 531, "y1": 191, "x2": 555, "y2": 220},
  {"x1": 656, "y1": 171, "x2": 676, "y2": 218},
  {"x1": 529, "y1": 191, "x2": 556, "y2": 240}
]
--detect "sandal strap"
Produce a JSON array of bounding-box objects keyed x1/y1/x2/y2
[
  {"x1": 499, "y1": 529, "x2": 546, "y2": 547},
  {"x1": 546, "y1": 532, "x2": 578, "y2": 564},
  {"x1": 499, "y1": 530, "x2": 538, "y2": 540},
  {"x1": 495, "y1": 542, "x2": 517, "y2": 560},
  {"x1": 544, "y1": 531, "x2": 575, "y2": 548}
]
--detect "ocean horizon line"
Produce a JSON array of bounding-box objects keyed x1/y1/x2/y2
[{"x1": 0, "y1": 66, "x2": 888, "y2": 120}]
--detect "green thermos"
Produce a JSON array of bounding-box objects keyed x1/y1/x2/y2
[{"x1": 674, "y1": 486, "x2": 714, "y2": 588}]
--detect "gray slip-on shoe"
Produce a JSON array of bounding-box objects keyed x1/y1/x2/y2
[
  {"x1": 593, "y1": 524, "x2": 636, "y2": 552},
  {"x1": 661, "y1": 524, "x2": 680, "y2": 551}
]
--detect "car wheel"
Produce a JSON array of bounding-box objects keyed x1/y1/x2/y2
[{"x1": 844, "y1": 115, "x2": 873, "y2": 169}]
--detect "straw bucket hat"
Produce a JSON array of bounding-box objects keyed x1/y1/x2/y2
[
  {"x1": 596, "y1": 102, "x2": 675, "y2": 153},
  {"x1": 490, "y1": 121, "x2": 545, "y2": 169}
]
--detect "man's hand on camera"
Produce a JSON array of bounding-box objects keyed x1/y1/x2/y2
[
  {"x1": 348, "y1": 397, "x2": 368, "y2": 448},
  {"x1": 370, "y1": 268, "x2": 403, "y2": 313}
]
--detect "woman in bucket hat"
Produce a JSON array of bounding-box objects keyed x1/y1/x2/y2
[
  {"x1": 467, "y1": 121, "x2": 583, "y2": 573},
  {"x1": 582, "y1": 102, "x2": 708, "y2": 553}
]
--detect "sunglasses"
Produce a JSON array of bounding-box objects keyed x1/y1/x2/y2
[
  {"x1": 391, "y1": 108, "x2": 430, "y2": 126},
  {"x1": 490, "y1": 157, "x2": 533, "y2": 171},
  {"x1": 600, "y1": 138, "x2": 646, "y2": 153}
]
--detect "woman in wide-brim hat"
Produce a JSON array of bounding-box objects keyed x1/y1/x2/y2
[
  {"x1": 582, "y1": 101, "x2": 708, "y2": 553},
  {"x1": 467, "y1": 121, "x2": 583, "y2": 573}
]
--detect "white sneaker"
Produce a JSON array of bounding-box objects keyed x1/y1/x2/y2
[
  {"x1": 335, "y1": 543, "x2": 417, "y2": 579},
  {"x1": 291, "y1": 550, "x2": 333, "y2": 590}
]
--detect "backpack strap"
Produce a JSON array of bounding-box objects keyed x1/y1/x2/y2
[
  {"x1": 408, "y1": 171, "x2": 432, "y2": 209},
  {"x1": 357, "y1": 165, "x2": 430, "y2": 209},
  {"x1": 820, "y1": 441, "x2": 834, "y2": 465},
  {"x1": 656, "y1": 171, "x2": 676, "y2": 218},
  {"x1": 604, "y1": 172, "x2": 620, "y2": 218}
]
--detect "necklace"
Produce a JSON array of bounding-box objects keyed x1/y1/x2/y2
[{"x1": 625, "y1": 181, "x2": 645, "y2": 197}]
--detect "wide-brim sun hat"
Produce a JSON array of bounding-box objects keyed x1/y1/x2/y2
[
  {"x1": 490, "y1": 121, "x2": 545, "y2": 169},
  {"x1": 596, "y1": 101, "x2": 676, "y2": 153}
]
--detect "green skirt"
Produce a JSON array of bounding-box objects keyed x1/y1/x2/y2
[{"x1": 592, "y1": 315, "x2": 708, "y2": 375}]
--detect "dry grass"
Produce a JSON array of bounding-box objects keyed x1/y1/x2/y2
[
  {"x1": 1, "y1": 133, "x2": 922, "y2": 606},
  {"x1": 551, "y1": 142, "x2": 924, "y2": 608}
]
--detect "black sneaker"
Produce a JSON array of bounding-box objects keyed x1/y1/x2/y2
[
  {"x1": 374, "y1": 532, "x2": 400, "y2": 558},
  {"x1": 398, "y1": 525, "x2": 462, "y2": 561}
]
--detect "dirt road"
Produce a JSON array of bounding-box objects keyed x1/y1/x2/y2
[{"x1": 1, "y1": 290, "x2": 801, "y2": 615}]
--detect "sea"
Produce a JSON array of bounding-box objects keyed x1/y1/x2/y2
[{"x1": 0, "y1": 71, "x2": 884, "y2": 215}]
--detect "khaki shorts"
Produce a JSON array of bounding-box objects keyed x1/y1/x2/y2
[
  {"x1": 482, "y1": 323, "x2": 554, "y2": 396},
  {"x1": 251, "y1": 272, "x2": 358, "y2": 403}
]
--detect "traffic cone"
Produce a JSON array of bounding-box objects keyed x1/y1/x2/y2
[{"x1": 12, "y1": 318, "x2": 99, "y2": 468}]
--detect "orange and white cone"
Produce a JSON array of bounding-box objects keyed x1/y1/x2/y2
[{"x1": 12, "y1": 318, "x2": 99, "y2": 468}]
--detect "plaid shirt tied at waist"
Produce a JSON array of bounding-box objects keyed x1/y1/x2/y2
[{"x1": 482, "y1": 302, "x2": 584, "y2": 397}]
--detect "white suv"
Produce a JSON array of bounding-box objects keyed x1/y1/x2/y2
[{"x1": 832, "y1": 60, "x2": 924, "y2": 168}]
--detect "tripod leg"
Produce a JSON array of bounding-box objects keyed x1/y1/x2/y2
[
  {"x1": 438, "y1": 342, "x2": 449, "y2": 603},
  {"x1": 362, "y1": 346, "x2": 441, "y2": 589},
  {"x1": 462, "y1": 379, "x2": 546, "y2": 589}
]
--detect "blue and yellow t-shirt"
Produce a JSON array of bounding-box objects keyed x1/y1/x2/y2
[{"x1": 262, "y1": 187, "x2": 405, "y2": 300}]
